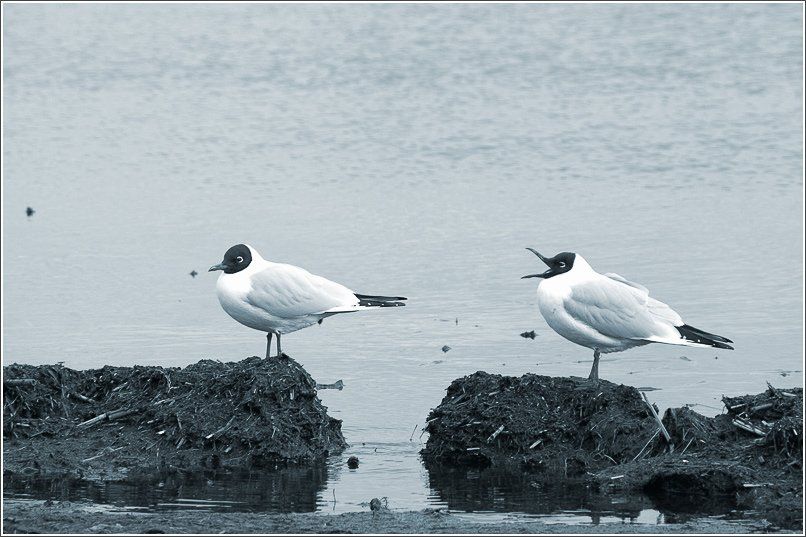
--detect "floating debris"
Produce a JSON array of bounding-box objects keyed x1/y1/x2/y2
[
  {"x1": 316, "y1": 379, "x2": 344, "y2": 391},
  {"x1": 347, "y1": 456, "x2": 359, "y2": 469},
  {"x1": 25, "y1": 207, "x2": 35, "y2": 217},
  {"x1": 441, "y1": 345, "x2": 451, "y2": 353},
  {"x1": 520, "y1": 330, "x2": 536, "y2": 339},
  {"x1": 189, "y1": 270, "x2": 198, "y2": 278}
]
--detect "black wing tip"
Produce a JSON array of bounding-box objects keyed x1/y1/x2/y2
[
  {"x1": 355, "y1": 293, "x2": 407, "y2": 301},
  {"x1": 678, "y1": 324, "x2": 734, "y2": 350},
  {"x1": 355, "y1": 293, "x2": 407, "y2": 307}
]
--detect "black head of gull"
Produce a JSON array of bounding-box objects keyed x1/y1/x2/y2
[
  {"x1": 521, "y1": 248, "x2": 576, "y2": 279},
  {"x1": 209, "y1": 244, "x2": 253, "y2": 274}
]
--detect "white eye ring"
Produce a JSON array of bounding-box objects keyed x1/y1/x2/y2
[
  {"x1": 558, "y1": 262, "x2": 566, "y2": 268},
  {"x1": 235, "y1": 256, "x2": 244, "y2": 263}
]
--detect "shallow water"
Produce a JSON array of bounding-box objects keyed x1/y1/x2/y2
[
  {"x1": 3, "y1": 461, "x2": 743, "y2": 528},
  {"x1": 3, "y1": 2, "x2": 803, "y2": 520}
]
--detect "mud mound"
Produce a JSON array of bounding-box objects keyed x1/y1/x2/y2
[
  {"x1": 423, "y1": 371, "x2": 802, "y2": 530},
  {"x1": 609, "y1": 386, "x2": 801, "y2": 530},
  {"x1": 421, "y1": 372, "x2": 658, "y2": 475},
  {"x1": 3, "y1": 356, "x2": 346, "y2": 479}
]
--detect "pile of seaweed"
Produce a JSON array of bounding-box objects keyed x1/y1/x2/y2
[
  {"x1": 3, "y1": 356, "x2": 346, "y2": 479},
  {"x1": 421, "y1": 372, "x2": 658, "y2": 475},
  {"x1": 634, "y1": 384, "x2": 803, "y2": 529},
  {"x1": 422, "y1": 371, "x2": 802, "y2": 530}
]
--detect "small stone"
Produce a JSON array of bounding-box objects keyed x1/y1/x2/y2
[
  {"x1": 347, "y1": 456, "x2": 359, "y2": 469},
  {"x1": 26, "y1": 207, "x2": 35, "y2": 217},
  {"x1": 441, "y1": 345, "x2": 451, "y2": 353},
  {"x1": 189, "y1": 270, "x2": 198, "y2": 278},
  {"x1": 520, "y1": 331, "x2": 536, "y2": 339}
]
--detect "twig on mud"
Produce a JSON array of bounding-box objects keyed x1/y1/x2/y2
[
  {"x1": 641, "y1": 392, "x2": 671, "y2": 445},
  {"x1": 599, "y1": 452, "x2": 618, "y2": 465},
  {"x1": 77, "y1": 408, "x2": 136, "y2": 429},
  {"x1": 750, "y1": 403, "x2": 774, "y2": 413},
  {"x1": 725, "y1": 402, "x2": 747, "y2": 412},
  {"x1": 529, "y1": 439, "x2": 543, "y2": 449},
  {"x1": 82, "y1": 446, "x2": 125, "y2": 463},
  {"x1": 732, "y1": 418, "x2": 767, "y2": 437},
  {"x1": 69, "y1": 392, "x2": 98, "y2": 404},
  {"x1": 486, "y1": 425, "x2": 505, "y2": 443},
  {"x1": 4, "y1": 379, "x2": 37, "y2": 386},
  {"x1": 679, "y1": 436, "x2": 695, "y2": 456},
  {"x1": 631, "y1": 428, "x2": 660, "y2": 462},
  {"x1": 205, "y1": 415, "x2": 236, "y2": 440},
  {"x1": 77, "y1": 413, "x2": 109, "y2": 428}
]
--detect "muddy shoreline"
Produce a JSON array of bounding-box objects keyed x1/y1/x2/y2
[
  {"x1": 3, "y1": 358, "x2": 803, "y2": 533},
  {"x1": 1, "y1": 499, "x2": 782, "y2": 534}
]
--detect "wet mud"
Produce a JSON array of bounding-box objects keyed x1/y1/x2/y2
[
  {"x1": 3, "y1": 356, "x2": 346, "y2": 482},
  {"x1": 1, "y1": 499, "x2": 776, "y2": 534},
  {"x1": 422, "y1": 372, "x2": 803, "y2": 530}
]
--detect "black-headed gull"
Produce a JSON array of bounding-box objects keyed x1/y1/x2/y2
[
  {"x1": 522, "y1": 248, "x2": 733, "y2": 381},
  {"x1": 210, "y1": 244, "x2": 406, "y2": 358}
]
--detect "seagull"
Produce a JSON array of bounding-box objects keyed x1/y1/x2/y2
[
  {"x1": 522, "y1": 248, "x2": 733, "y2": 382},
  {"x1": 209, "y1": 244, "x2": 407, "y2": 358}
]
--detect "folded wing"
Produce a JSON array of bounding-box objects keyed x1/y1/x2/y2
[
  {"x1": 564, "y1": 275, "x2": 681, "y2": 341},
  {"x1": 246, "y1": 263, "x2": 359, "y2": 319}
]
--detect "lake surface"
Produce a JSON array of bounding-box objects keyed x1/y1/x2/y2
[{"x1": 3, "y1": 2, "x2": 803, "y2": 519}]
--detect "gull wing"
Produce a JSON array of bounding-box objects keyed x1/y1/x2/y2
[
  {"x1": 564, "y1": 276, "x2": 681, "y2": 341},
  {"x1": 604, "y1": 272, "x2": 648, "y2": 293},
  {"x1": 245, "y1": 263, "x2": 359, "y2": 319},
  {"x1": 604, "y1": 272, "x2": 682, "y2": 325}
]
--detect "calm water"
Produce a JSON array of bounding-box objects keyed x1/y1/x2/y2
[{"x1": 3, "y1": 2, "x2": 803, "y2": 519}]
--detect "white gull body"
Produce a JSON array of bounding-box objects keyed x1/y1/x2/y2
[{"x1": 211, "y1": 244, "x2": 406, "y2": 357}]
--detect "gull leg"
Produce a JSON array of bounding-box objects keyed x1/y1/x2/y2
[
  {"x1": 588, "y1": 350, "x2": 601, "y2": 383},
  {"x1": 266, "y1": 333, "x2": 273, "y2": 360},
  {"x1": 276, "y1": 333, "x2": 283, "y2": 358}
]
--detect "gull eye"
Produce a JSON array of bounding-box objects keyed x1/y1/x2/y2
[
  {"x1": 235, "y1": 256, "x2": 244, "y2": 263},
  {"x1": 558, "y1": 261, "x2": 566, "y2": 268}
]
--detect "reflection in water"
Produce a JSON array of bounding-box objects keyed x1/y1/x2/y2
[
  {"x1": 4, "y1": 465, "x2": 329, "y2": 513},
  {"x1": 426, "y1": 465, "x2": 651, "y2": 522},
  {"x1": 426, "y1": 465, "x2": 752, "y2": 525}
]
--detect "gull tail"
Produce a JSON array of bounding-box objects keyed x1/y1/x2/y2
[
  {"x1": 354, "y1": 293, "x2": 407, "y2": 307},
  {"x1": 675, "y1": 324, "x2": 734, "y2": 350}
]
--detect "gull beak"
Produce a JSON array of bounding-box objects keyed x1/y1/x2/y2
[
  {"x1": 522, "y1": 247, "x2": 551, "y2": 279},
  {"x1": 208, "y1": 263, "x2": 229, "y2": 272}
]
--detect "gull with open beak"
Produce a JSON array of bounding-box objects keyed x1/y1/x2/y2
[{"x1": 522, "y1": 248, "x2": 733, "y2": 381}]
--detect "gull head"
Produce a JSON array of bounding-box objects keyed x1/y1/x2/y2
[
  {"x1": 522, "y1": 249, "x2": 576, "y2": 279},
  {"x1": 209, "y1": 243, "x2": 253, "y2": 274}
]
